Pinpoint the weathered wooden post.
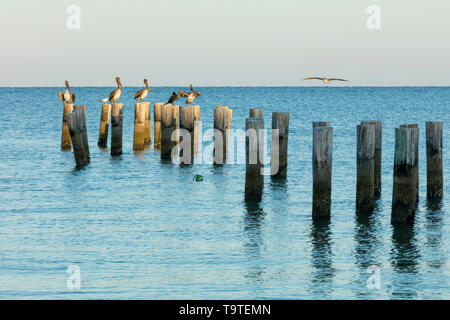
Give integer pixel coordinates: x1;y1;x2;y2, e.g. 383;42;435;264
111;102;123;156
133;103;146;151
214;106;227;164
400;124;419;201
66;109;88;167
161;104;177;160
143;101;151;148
392;126;419;223
250;108;263;119
245;118;264;200
312;121;331;128
97;104;111;148
312;126;333;217
61;103;74;151
193;105;200;155
356;123;375;213
154;102;163;149
271;112;290;177
426;122;443;199
74;105;90;163
179;106;195;164
362;121;382;197
173;105;180;144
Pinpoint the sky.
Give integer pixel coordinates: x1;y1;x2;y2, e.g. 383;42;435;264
0;0;449;86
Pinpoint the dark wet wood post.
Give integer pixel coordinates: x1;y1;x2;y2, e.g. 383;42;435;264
97;103;111;148
154;102;163;149
312;126;333;217
356;123;375;213
133;103;146;151
74;105;90;163
61;103;74;151
214;106;229;164
271;112;290;177
66;109;88;167
250;108;263;119
312;121;331;128
245;118;264;200
362;121;382;197
400;124;419;202
193;105;200;155
173;105;180;144
179;106;195;164
110;102;123;156
161;104;177;160
143;101;151;148
392;126;419;223
426;122;443;198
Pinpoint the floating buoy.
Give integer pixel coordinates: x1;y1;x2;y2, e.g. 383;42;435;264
193;174;203;182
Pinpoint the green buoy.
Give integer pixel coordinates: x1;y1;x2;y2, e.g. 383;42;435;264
193;174;203;182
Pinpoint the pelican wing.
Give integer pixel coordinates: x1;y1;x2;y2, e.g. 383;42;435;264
57;90;64;103
109;88;118;102
177;90;189;98
304;77;324;81
71;92;76;103
328;78;348;82
135;88;145;100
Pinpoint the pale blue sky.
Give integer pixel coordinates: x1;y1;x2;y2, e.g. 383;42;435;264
0;0;449;86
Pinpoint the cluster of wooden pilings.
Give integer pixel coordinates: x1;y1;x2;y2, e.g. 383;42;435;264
61;102;444;224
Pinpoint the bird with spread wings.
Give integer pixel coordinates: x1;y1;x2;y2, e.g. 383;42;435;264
304;77;349;84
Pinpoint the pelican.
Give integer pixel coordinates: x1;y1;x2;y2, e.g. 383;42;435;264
109;77;123;103
186;84;200;104
57;80;76;103
304;77;349;84
134;78;150;102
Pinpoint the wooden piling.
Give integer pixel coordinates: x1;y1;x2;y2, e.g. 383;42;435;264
249;108;263;119
173;105;180;144
362;121;382;197
312;126;333;217
271;112;290;177
392;126;419;223
426;122;443;199
111;102;123;156
74;105;90;163
133;103;146;151
61;103;74;151
154;102;163;149
214;106;229;164
245;118;264;200
312;122;331;128
161;104;177;160
97;104;111;148
356;123;375;213
143;101;151;148
400;124;419;201
66;109;88;167
193;105;200;154
179;106;195;164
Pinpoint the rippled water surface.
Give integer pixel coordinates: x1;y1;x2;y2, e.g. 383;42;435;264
0;87;448;299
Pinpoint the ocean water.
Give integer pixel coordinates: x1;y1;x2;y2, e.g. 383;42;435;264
0;86;448;299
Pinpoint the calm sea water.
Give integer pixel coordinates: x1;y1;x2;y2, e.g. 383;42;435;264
0;87;448;299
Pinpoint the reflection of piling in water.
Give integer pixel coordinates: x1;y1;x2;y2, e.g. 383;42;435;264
179;106;194;164
312;125;333;217
110;103;123;156
426;122;443;199
400;124;419;202
66;109;88;166
153;102;163;149
245;118;264;200
161;104;177;160
133;103;146;151
97;103;111;148
271;112;289;177
74;105;90;163
356;123;375;213
392;126;419;223
61;103;74;151
143;101;151;148
214;106;232;164
362;121;382;198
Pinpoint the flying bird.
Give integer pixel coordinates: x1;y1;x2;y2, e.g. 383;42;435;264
304;77;349;84
57;80;76;104
134;78;150;102
109;77;123;103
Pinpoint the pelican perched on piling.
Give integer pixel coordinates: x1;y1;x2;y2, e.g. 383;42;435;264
57;80;76;104
109;77;123;103
186;84;200;104
304;77;349;84
134;78;150;102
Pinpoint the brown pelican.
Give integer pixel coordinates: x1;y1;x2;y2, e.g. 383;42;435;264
134;78;150;102
57;80;76;103
186;84;200;104
304;77;349;84
109;77;123;103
